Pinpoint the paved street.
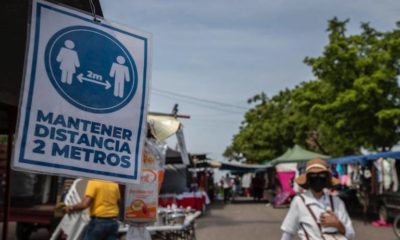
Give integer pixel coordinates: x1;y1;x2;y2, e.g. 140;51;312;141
0;198;397;239
196;199;398;240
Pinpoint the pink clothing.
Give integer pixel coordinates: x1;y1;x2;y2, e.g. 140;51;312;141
340;175;350;186
276;171;296;195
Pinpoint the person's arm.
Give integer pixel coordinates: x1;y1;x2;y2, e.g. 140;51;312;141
109;63;116;77
320;197;355;239
65;196;92;214
281;231;295;240
281;196;300;238
337;199;355;240
320;210;346;234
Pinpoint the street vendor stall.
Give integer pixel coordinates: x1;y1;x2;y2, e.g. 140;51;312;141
263;145;330;207
159;150;214;211
118;209;201;240
328;150;400;223
158;192;210;212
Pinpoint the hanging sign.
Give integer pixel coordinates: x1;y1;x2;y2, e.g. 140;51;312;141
12;0;152;184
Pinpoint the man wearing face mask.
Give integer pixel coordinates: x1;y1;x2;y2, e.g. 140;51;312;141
280;159;355;240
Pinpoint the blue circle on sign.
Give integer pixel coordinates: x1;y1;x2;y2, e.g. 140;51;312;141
45;26;138;113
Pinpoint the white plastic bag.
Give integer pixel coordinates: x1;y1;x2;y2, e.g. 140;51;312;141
126;225;151;240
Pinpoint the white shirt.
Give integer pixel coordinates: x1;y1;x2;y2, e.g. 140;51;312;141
241;173;252;188
281;191;355;240
223;177;231;189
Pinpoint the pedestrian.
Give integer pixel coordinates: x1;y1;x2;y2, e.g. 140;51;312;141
234;176;242;198
223;173;232;203
217;179;224;200
241;173;252;197
65;179;121;240
280;159;355;240
252;174;265;201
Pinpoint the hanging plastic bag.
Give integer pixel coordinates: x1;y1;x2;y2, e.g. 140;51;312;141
124;139;166;223
126;225;151;240
146;138;167;191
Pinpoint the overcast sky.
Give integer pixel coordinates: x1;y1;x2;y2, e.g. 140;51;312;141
99;0;400;162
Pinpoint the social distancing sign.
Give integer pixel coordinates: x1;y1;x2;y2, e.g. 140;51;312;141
12;0;152;184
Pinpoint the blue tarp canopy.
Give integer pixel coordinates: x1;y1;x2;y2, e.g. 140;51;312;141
328;155;368;165
218;161;272;172
328;151;400;165
365;151;400;160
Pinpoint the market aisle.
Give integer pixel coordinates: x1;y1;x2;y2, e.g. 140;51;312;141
196;200;283;240
1;200;398;239
196;199;398;240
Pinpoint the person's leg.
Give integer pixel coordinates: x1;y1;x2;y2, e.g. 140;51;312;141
84;219;118;240
61;71;67;83
66;71;73;84
114;81;120;97
105;220;119;240
223;188;228;203
83;219;99;240
119;80;124;98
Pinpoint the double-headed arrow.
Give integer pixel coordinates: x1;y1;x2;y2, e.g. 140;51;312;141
77;73;111;90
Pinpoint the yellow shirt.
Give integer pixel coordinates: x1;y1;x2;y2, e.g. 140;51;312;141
85;179;120;217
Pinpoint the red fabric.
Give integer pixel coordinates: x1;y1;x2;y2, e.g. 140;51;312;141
177;196;205;211
159;194;206;211
158;196;175;207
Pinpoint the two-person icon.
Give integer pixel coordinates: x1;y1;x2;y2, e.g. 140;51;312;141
56;40;130;98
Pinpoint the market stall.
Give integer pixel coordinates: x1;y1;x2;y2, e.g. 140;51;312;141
158;192;210;212
263;145;330;207
328;150;400;224
118;210;201;240
159;150;214;211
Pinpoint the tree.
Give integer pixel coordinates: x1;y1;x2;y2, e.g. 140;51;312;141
225;18;400;163
224;89;304;163
305;18;400;153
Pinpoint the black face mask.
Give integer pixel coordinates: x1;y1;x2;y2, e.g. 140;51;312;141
308;173;328;193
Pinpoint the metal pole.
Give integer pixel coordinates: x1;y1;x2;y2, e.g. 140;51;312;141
2;106;15;240
148;111;191;119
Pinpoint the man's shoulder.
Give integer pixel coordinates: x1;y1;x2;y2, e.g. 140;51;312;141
89;179;118;185
87;180;119;191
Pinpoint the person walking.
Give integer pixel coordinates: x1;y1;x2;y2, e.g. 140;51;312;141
280;159;355;240
252;174;265;201
223;173;232;203
65;179;121;240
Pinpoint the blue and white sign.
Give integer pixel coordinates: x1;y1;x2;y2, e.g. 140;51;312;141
45;26;138;113
12;0;152;184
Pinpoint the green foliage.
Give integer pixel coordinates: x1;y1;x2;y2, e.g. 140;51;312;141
307;18;400;153
225;17;400;163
